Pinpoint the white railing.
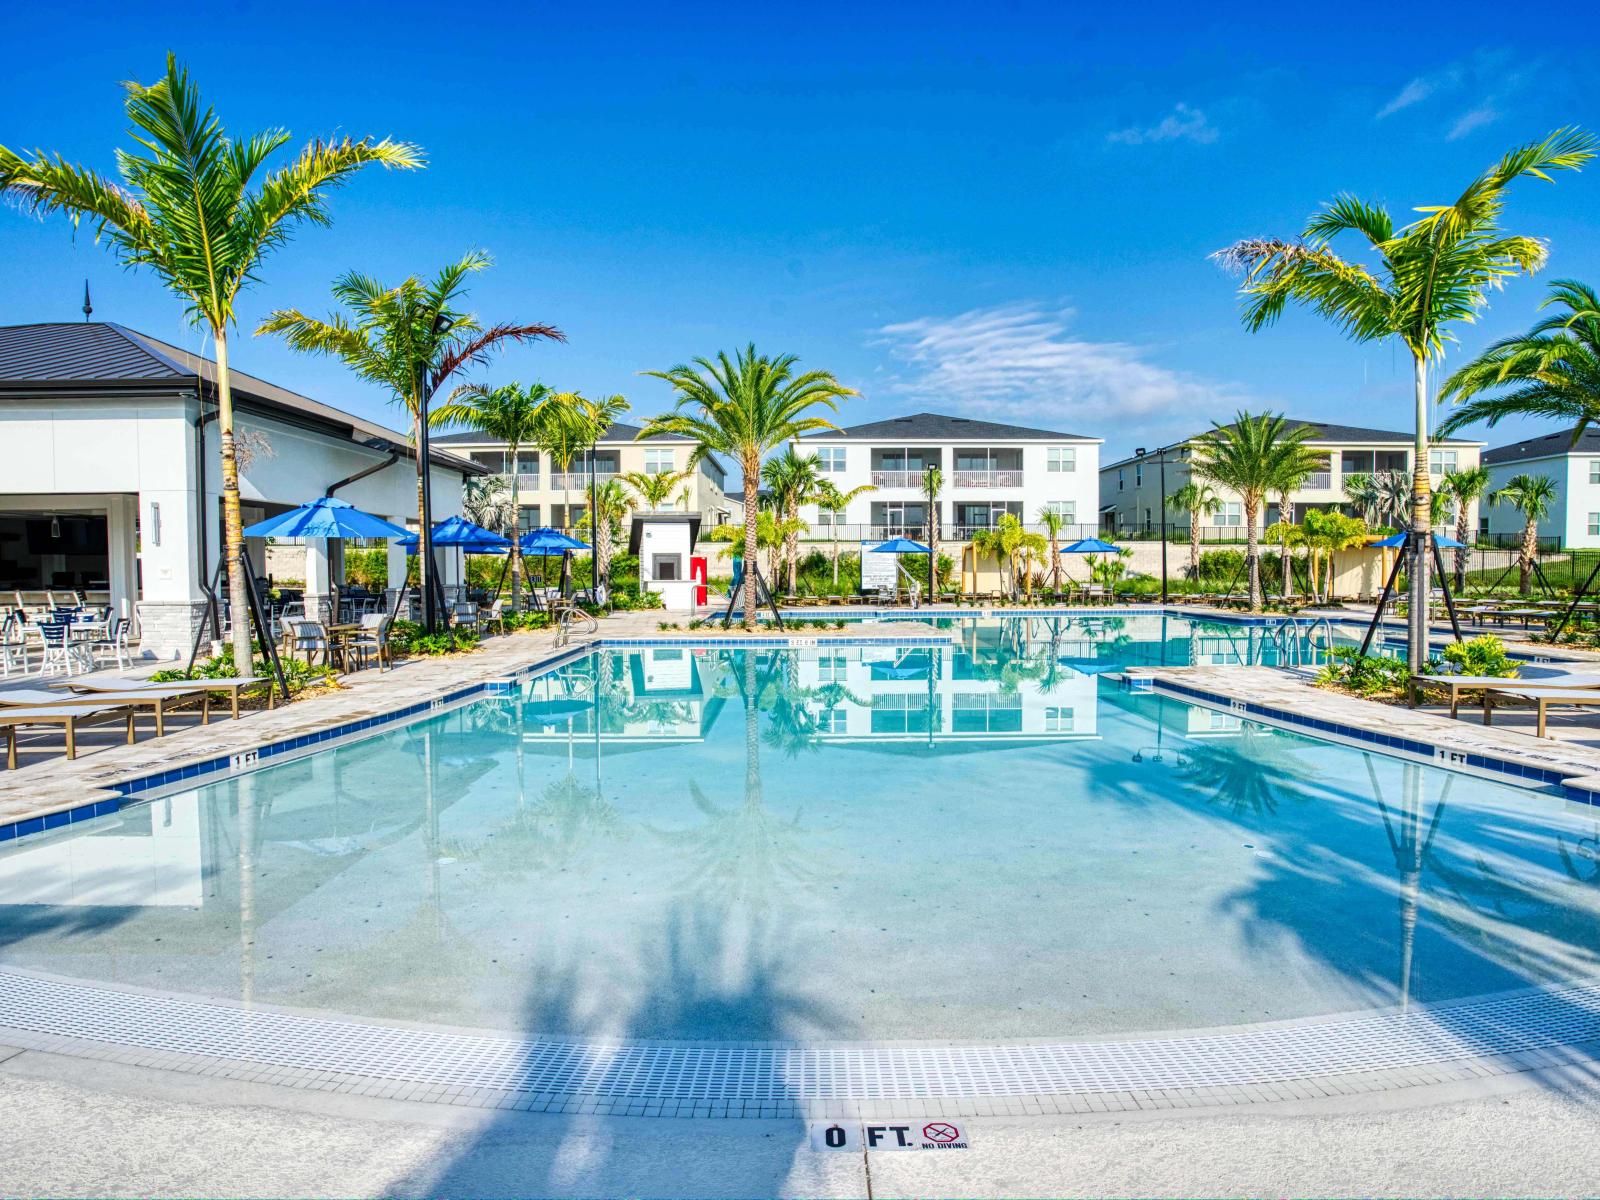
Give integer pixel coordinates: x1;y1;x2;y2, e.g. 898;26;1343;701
952;470;1024;488
870;470;922;488
548;471;618;489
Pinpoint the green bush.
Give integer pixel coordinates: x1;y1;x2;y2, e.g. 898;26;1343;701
388;620;479;657
1316;646;1410;696
1435;635;1519;679
150;644;333;691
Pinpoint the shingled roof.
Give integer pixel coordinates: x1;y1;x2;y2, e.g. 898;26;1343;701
799;412;1098;441
1483;426;1600;466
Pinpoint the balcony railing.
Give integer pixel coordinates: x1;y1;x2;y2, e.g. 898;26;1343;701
869;470;923;488
1303;472;1332;490
548;470;618;489
952;470;1024;488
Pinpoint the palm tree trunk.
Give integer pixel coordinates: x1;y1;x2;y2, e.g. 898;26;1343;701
1454;505;1470;593
1520;519;1536;595
1279;491;1293;601
508;450;523;610
1189;512;1201;583
742;452;760;631
830;516;840;587
1406;354;1432;670
214;330;254;670
1245;494;1262;611
784;499;799;595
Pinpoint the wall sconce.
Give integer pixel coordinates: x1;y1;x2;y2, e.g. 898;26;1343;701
150;502;162;548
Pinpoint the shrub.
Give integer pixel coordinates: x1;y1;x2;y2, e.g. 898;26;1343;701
1316;646;1410;697
387;620;479;657
1435;635;1518;679
151;644;333;692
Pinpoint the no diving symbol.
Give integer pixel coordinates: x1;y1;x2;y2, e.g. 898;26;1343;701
923;1122;959;1144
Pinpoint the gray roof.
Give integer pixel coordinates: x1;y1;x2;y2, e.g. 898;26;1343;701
800;412;1097;442
1483;426;1600;466
431;420;691;445
0;322;483;474
1102;416;1481;471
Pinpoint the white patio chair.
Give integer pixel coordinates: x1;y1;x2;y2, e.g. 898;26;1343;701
1;614;31;678
36;621;76;677
287;619;330;666
88;617;133;670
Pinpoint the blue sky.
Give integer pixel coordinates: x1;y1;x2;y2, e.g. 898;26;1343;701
2;1;1597;469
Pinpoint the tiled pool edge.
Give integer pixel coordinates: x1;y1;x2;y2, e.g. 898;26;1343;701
1140;671;1600;807
0;631;956;844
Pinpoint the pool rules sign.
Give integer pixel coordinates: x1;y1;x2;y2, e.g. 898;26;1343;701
809;1120;973;1152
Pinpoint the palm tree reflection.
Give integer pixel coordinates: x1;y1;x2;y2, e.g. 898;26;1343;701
1178;723;1313;817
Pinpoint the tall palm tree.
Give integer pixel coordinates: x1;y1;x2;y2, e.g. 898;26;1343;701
1170;481;1222;583
1214;128;1595;664
1439;280;1600;437
578;480;636;587
1267;445;1323;598
430;382;552;609
1438;466;1492;591
1191;412;1319;611
259;253;562;631
0;55;423;665
623;467;692;511
922;466;945;594
1489;473;1557;595
1037;504;1066;591
762;448;822;595
814;479;875;587
640;346;855;629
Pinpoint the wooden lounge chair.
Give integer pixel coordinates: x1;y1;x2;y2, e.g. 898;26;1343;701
0;702;139;768
1483;686;1600;738
55;675;274;718
1408;671;1600;719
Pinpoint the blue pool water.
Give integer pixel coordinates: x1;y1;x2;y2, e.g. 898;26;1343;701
0;614;1596;1043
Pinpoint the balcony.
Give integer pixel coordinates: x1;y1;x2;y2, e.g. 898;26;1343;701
952;470;1024;488
1303;472;1332;491
870;470;922;489
548;470;618;489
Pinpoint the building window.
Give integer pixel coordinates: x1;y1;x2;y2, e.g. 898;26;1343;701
1043;501;1076;523
817;707;847;734
815;447;846;473
1217;501;1243;528
644;448;674;475
517;505;541;532
1135;464;1143;487
1589;513;1600;538
514;451;538;476
1044;706;1076;733
1589;460;1600;485
1117;468;1125;492
1429;449;1458;475
469;450;506;473
1047;447;1076;473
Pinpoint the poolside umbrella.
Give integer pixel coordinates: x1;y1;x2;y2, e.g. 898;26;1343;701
1058;537;1122;595
398;516;511;553
1369;532;1464;549
242;496;409;540
870;536;933;600
519;528;591;597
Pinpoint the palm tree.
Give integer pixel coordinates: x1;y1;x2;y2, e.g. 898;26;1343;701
922;466;945;594
1489;473;1557;594
1037;504;1066;590
1438;466;1492;591
1267;445;1323;598
970;513;1029;598
1169;481;1222;583
1214;128;1596;664
461;474;514;534
761;448;822;595
1439;280;1600;437
623;467;692;511
259;253;561;630
640;346;855;629
430;382;552;610
1342;472;1381;524
578;480;636;587
814;479;875;587
0;55;423;665
1191;412;1319;611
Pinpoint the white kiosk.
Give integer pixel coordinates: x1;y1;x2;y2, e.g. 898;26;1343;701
630;513;702;610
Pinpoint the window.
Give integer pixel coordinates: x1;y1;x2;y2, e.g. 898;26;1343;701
1044;706;1076;733
1429;448;1458;475
1135;464;1143;487
1047;447;1076;473
1043;501;1076;523
1217;502;1243;528
1589;513;1600;538
469;450;506;473
1590;460;1600;485
1117;468;1125;492
815;447;846;472
517;505;541;532
817;655;848;683
643;448;674;475
514;451;538;476
1208;711;1242;731
817;707;847;734
816;511;835;528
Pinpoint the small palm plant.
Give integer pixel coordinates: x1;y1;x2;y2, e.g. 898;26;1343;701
922;466;945;593
814;479;875;587
1037;505;1066;591
0;55;423;664
761;448;823;595
640;346;854;629
1438;466;1492;591
1490;473;1558;594
1191;412;1318;611
623;467;692;511
1170;481;1223;583
1214;128;1595;661
577;480;636;586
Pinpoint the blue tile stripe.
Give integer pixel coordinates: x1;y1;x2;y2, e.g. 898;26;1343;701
1148;677;1587;799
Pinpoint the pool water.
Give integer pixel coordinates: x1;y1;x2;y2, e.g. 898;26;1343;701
1;614;1597;1044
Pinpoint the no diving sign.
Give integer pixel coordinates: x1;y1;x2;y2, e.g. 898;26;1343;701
809;1120;973;1152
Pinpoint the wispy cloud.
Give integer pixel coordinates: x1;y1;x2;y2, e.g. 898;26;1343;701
1107;102;1218;147
1376;77;1437;119
872;303;1234;436
1447;104;1501;141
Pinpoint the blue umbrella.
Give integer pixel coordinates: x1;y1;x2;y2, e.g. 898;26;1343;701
519;527;590;555
870;536;932;554
398;516;511;554
242;496;409;540
1060;537;1121;554
1370;532;1465;548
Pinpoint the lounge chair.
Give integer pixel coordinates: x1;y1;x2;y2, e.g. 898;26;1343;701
1408;669;1600;719
44;676;272;729
1483;686;1600;738
0;701;140;768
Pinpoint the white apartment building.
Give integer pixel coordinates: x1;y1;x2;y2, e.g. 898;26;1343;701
1099;419;1485;535
0;322;478;656
1482;427;1600;548
431;422;733;533
791;412;1102;542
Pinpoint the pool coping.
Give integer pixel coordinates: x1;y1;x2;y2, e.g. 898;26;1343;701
0;628;957;844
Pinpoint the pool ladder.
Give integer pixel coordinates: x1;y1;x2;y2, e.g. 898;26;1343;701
1269;617;1336;668
552;604;599;648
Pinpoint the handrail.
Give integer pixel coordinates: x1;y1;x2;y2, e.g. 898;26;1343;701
552;603;599;648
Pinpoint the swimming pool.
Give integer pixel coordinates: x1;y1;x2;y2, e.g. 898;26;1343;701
0;614;1596;1052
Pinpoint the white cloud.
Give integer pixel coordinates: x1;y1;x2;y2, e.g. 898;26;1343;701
872;303;1233;436
1377;77;1436;118
1107;102;1218;146
1447;104;1501;140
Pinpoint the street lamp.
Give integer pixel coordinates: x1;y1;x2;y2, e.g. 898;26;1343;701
1136;445;1170;604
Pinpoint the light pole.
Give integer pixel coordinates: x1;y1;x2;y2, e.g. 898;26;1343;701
1136;445;1171;604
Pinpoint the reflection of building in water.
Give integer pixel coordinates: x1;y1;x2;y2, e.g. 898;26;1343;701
1182;707;1246;737
794;645;1102;743
520;648;726;746
0;792;204;906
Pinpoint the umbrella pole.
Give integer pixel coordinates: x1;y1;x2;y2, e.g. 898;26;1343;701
1430;538;1462;644
240;550;291;702
1359;544;1408;657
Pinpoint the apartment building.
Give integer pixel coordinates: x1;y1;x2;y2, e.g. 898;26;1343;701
791;412;1102;541
1098;420;1485;535
1482;426;1600;548
430;422;733;532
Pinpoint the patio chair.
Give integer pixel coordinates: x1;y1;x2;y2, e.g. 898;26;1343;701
86;616;132;670
0;701;141;768
288;619;331;666
451;600;479;628
1;613;30;678
347;612;392;672
478;598;506;636
35;621;78;677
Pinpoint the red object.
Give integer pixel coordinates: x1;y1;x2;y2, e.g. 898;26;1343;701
690;556;708;606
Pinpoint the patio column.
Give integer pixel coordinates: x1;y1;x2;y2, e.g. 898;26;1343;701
386;539;409;591
305;541;332;624
134;484;206;659
105;494;139;624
